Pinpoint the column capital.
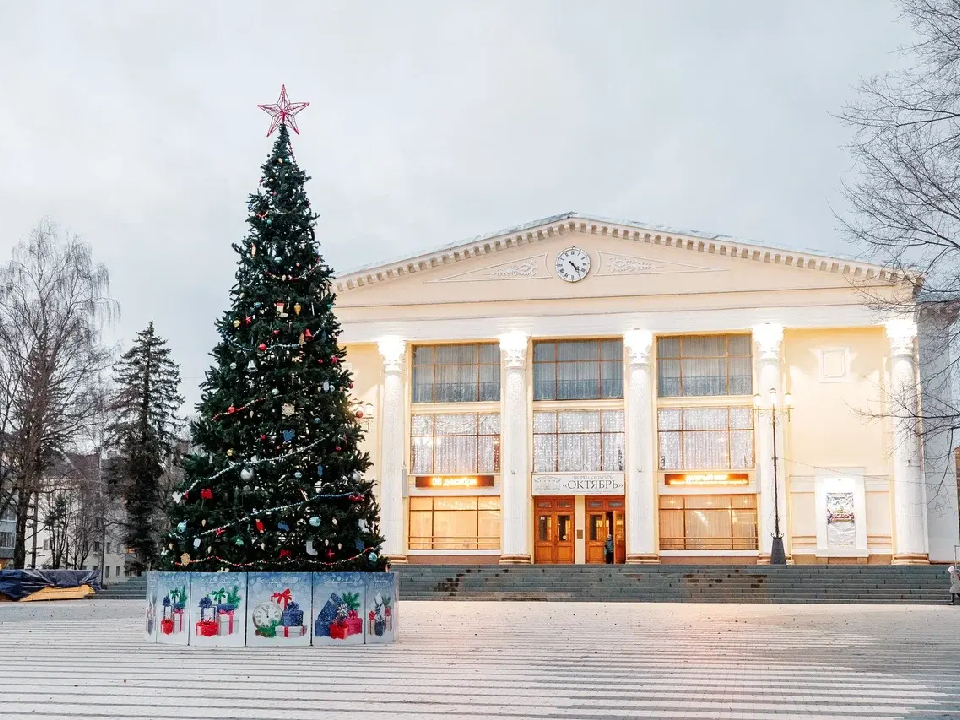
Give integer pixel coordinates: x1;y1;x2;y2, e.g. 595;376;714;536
377;336;406;373
885;318;918;358
752;322;784;361
624;329;653;367
499;331;529;369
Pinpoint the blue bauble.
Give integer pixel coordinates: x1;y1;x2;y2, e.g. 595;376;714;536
294;471;302;479
265;218;272;226
368;552;378;563
309;516;321;527
177;521;186;533
274;256;283;263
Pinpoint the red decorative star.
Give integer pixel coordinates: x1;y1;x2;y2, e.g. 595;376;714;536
258;84;309;137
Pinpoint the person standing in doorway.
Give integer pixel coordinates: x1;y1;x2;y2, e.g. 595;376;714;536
604;534;614;564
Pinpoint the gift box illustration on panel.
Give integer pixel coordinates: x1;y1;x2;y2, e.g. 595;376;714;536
364;572;398;644
161;585;187;636
312;572;366;645
368;593;392;637
189;572;246;647
247;573;311;645
252;588;306;638
314;591;362;639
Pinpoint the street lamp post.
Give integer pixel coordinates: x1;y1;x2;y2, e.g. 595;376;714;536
754;388;792;566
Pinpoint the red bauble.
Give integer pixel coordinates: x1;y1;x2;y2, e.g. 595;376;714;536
273;330;279;336
258;343;267;351
227;405;236;414
200;488;213;500
356;410;364;419
335;446;341;452
245;316;251;324
279;549;291;558
330;356;339;364
260;434;267;441
304;329;312;339
255;519;265;533
349;382;354;389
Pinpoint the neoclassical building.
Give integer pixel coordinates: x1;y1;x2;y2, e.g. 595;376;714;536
334;213;959;565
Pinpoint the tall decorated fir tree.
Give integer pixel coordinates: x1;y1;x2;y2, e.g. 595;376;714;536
161;89;386;572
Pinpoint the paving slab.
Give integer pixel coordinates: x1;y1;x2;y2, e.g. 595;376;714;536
1;600;959;719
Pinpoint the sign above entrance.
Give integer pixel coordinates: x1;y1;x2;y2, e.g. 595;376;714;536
414;475;495;489
532;473;624;496
664;473;750;487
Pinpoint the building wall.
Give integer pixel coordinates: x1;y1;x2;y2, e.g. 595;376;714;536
783;328;894;562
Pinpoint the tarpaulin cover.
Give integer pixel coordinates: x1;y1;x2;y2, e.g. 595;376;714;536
0;569;102;600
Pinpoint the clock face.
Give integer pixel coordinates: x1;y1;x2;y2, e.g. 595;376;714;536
253;601;282;628
555;247;591;282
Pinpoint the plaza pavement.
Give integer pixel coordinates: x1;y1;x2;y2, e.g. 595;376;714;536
0;600;959;719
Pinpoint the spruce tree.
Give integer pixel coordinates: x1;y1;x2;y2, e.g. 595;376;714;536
109;322;183;571
160;124;386;572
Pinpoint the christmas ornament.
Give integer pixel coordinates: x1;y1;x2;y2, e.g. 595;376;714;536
261;542;266;550
227;449;234;457
275;301;285;315
247;360;256;371
201;519;207;527
271;388;279;395
309;516;321;527
355;539;365;551
177;521;187;533
235;537;244;546
335;446;341;452
227;405;236;414
230;362;237;370
337;543;342;550
181;553;191;566
282;403;294;416
317;465;323;476
368;552;378;563
255;519;265;533
323;381;330;392
233;320;240;328
279;549;291;558
200;488;213;500
358;519;369;532
193;538;201;548
277;522;289;532
251;243;256;257
240;468;254;481
258;84;309;136
283;429;294;442
258;343;267;351
332;517;338;526
294;471;302;479
331;356;339;364
306;538;318;555
293;302;301;315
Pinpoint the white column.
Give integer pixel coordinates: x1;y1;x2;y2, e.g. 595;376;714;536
753;323;786;563
624;330;659;564
499;331;531;564
886;319;930;564
377;336;407;562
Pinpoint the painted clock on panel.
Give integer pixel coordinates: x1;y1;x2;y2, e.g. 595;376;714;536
555;246;591;282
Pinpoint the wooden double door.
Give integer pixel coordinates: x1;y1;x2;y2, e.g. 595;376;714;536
534;496;575;564
585;496;626;564
533;495;627;564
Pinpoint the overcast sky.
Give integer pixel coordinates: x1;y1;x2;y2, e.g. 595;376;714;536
0;1;914;409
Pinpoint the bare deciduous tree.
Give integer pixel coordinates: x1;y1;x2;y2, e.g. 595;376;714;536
839;0;960;504
0;219;117;568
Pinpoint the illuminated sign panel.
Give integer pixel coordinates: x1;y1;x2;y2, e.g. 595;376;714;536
414;475;495;489
664;473;750;487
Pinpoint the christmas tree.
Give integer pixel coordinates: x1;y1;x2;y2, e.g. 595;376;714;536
161;102;386;572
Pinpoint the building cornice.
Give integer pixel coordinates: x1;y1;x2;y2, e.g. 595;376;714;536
333;212;909;293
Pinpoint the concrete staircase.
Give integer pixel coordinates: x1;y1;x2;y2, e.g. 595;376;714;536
95;565;952;604
96;576;147;599
396;565;952;604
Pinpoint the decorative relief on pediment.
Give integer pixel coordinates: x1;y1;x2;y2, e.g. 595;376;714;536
596;252;725;276
431;253;551;283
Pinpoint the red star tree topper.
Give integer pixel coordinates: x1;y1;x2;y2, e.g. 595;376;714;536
258;85;309;136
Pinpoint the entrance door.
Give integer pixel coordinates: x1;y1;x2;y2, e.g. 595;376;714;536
586;497;627;564
534;496;574;564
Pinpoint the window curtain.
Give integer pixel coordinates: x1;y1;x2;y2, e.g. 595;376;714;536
411;413;500;475
656;334;753;398
533;339;623;400
533;410;624;472
412;343;500;403
657;407;753;470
